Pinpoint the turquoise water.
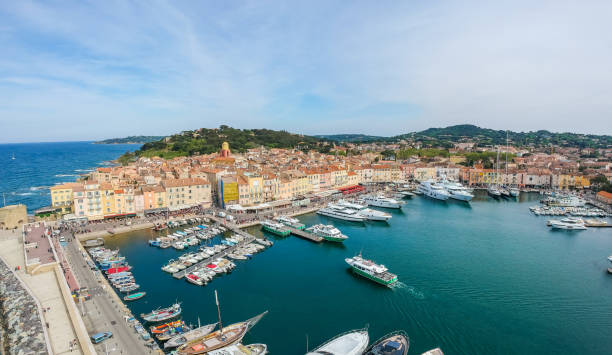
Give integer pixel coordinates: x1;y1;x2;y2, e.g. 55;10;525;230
104;193;612;355
0;142;138;212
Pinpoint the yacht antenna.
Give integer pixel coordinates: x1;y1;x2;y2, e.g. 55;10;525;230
215;290;223;336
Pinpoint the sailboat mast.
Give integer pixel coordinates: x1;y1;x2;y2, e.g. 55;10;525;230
215;290;223;335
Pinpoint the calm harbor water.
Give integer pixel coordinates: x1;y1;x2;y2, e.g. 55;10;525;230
0;142;139;212
105;192;612;355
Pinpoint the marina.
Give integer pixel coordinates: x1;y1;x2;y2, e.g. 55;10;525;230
96;191;612;354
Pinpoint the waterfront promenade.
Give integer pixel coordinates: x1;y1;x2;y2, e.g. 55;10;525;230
62;231;156;355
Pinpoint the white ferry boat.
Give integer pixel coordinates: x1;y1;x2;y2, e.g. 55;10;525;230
345;254;398;286
336;200;392;221
360;195;402;209
306;328;369;355
416;180;450;201
305;224;348;242
317;204;367;222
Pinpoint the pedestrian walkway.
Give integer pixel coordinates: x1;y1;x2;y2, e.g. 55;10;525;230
52;237;80;292
0;236;83;355
24;222;55;265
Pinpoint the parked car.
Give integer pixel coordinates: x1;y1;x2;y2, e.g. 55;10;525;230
90;331;113;344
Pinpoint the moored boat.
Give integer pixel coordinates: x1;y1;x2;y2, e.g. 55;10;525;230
306;224;348;242
306;328;369;355
317;204;367;222
150;320;184;334
275;215;306;230
164;322;217;349
260;220;291;237
141;303;182;323
365;330;409;355
207;343;268;355
177;291;267;354
123;292;146;301
360;195;402;209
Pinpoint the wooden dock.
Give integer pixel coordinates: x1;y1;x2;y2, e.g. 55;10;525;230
286;227;323;243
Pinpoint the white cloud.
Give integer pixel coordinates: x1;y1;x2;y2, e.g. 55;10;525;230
0;0;610;142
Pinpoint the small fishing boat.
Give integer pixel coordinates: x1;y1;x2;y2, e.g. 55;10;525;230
119;284;140;293
124;292;146;301
141;303;181;323
150;320;184;334
365;330;409;355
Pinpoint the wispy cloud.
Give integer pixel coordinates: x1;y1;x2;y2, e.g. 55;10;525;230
0;0;611;142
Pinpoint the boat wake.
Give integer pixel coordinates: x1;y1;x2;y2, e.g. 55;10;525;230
392;282;425;299
29;185;50;191
54;174;78;177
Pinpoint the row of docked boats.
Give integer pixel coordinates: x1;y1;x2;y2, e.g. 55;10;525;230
149;224;227;250
530;205;609;217
162;244;233;273
140;292;268;354
88;247;147;300
185;258;236;286
306;327;442;355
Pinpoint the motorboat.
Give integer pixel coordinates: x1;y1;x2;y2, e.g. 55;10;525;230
207;343;268;355
416;180;450;201
439;180;473;202
317;204;367;222
365;330;409;355
549;217;587;230
306;328;369;355
487;186;502;198
335;200;391;221
360;195;402;209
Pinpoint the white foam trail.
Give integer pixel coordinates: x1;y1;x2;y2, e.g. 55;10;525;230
54;174;78;177
392;282;426;299
29;186;50;191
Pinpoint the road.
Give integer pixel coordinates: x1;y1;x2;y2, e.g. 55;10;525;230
62;232;155;355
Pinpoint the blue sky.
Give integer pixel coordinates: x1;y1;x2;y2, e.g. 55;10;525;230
1;0;611;142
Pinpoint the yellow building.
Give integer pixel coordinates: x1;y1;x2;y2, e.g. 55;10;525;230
50;182;81;214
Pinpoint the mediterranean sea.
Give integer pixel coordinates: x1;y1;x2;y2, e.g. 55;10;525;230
104;192;612;355
0;142;139;213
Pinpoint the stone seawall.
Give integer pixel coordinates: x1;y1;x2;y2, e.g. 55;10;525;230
0;259;49;355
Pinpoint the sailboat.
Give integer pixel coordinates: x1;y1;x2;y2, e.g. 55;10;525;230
487;147;502;198
177;290;267;355
11;153;15;160
505;130;520;197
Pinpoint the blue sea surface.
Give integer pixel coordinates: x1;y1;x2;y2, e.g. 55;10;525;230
0;142;138;212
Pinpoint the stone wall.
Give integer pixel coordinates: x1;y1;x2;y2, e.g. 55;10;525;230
0;259;49;355
0;205;27;231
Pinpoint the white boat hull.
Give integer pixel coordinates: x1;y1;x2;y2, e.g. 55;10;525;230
317;210;366;222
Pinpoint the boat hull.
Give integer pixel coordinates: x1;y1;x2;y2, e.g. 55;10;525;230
261;225;290;237
317;210;366;222
350;266;397;286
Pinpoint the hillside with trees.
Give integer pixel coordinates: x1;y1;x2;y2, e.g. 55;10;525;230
95;136;165;144
118;125;328;163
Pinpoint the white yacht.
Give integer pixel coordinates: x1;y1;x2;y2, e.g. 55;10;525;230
360;195;402;209
509;187;520;197
440;180;474;201
416;180;450;201
335;200;392;221
317;204;367;222
306;329;369;355
549;217;587;230
487;185;502;198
